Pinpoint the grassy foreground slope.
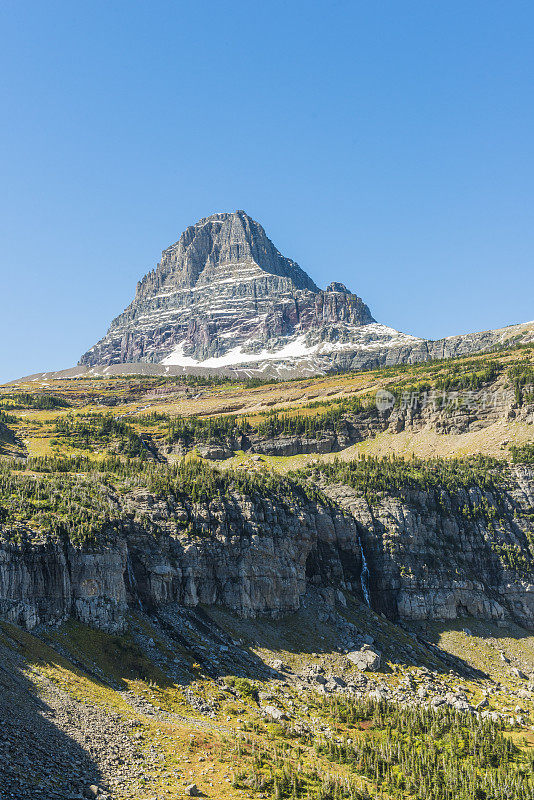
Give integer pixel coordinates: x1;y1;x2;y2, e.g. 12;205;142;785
1;596;533;799
0;345;533;799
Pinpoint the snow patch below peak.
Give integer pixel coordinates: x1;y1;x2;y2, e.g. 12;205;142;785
161;335;316;367
161;323;421;368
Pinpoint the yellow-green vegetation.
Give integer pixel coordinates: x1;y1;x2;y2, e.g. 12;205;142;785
1;342;532;466
298;453;505;499
49;620;172;688
509;361;534;405
0;453;336;544
510;443;534;463
0;343;533;799
1;605;533;800
0;448;525;548
0;349;530;475
0;619;134;715
0;391;70;411
52;413;151;458
231;702;534;800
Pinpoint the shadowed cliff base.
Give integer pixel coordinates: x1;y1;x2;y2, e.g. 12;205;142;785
0;627;104;799
1;592;533;799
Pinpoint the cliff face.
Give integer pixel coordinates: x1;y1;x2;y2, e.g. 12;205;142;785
1;467;532;632
0;492;363;631
77;209;534;379
80;211;376;368
0;540;128;631
164;379;534;461
326;467;534;629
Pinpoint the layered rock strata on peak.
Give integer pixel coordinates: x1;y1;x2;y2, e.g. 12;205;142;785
80;210;379;370
79;210;534;377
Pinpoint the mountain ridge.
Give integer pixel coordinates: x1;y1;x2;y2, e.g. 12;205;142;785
9;318;532;384
79;210;387;371
72;209;533;377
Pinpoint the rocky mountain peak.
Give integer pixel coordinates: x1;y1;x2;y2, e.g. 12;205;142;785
135;210;319;298
80;211;380;371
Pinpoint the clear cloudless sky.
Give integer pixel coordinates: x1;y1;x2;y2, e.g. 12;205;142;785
1;0;533;382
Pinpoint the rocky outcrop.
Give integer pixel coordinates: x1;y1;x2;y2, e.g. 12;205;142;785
347;646;382;671
325;466;534;629
124;491;364;619
80;211;376;369
77;209;534;379
0;539;128;631
0;493;364;631
0;468;532;632
161;384;531;461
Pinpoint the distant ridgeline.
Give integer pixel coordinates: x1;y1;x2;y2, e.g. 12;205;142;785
76;210;534;379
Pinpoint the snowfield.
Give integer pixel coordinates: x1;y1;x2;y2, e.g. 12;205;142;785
161;324;422;368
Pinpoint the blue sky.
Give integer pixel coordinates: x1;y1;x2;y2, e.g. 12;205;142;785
1;1;533;382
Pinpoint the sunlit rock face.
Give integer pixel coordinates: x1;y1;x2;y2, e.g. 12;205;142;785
1;467;532;631
79;210;534;377
79;210;402;374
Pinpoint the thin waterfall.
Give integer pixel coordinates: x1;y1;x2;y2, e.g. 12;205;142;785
126;551;143;609
358;536;371;606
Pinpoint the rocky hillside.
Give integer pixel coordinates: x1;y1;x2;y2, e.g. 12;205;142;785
1;457;532;633
2;586;534;800
3;346;531;636
1;451;533;800
1;350;534;799
76;210;534;379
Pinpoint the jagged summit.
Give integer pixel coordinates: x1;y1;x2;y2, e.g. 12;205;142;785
78;211;534;378
135;210;320;296
80;211;380;372
326;282;352;294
